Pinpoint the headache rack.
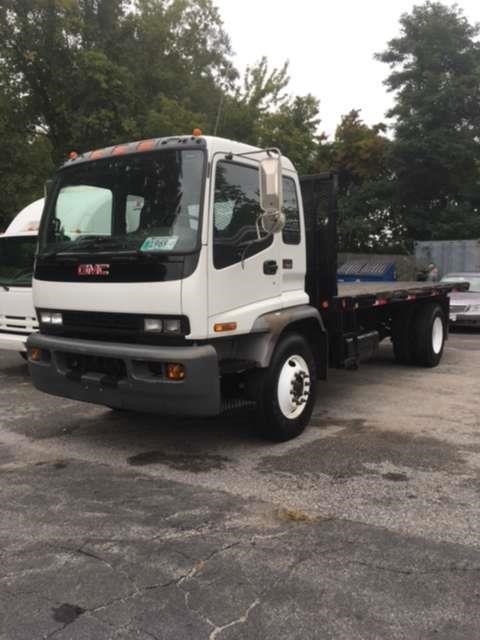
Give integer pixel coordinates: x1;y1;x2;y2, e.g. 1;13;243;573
299;172;469;312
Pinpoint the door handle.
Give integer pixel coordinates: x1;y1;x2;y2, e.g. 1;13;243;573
263;260;278;275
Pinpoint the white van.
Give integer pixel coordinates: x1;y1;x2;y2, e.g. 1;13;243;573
0;199;44;354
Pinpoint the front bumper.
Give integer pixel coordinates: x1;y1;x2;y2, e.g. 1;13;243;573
0;331;30;352
449;313;480;328
27;334;220;416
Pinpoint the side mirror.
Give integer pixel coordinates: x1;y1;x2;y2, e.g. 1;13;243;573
260;210;285;235
259;153;284;233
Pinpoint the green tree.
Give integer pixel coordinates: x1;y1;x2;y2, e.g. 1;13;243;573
0;0;236;156
257;94;324;175
218;57;290;144
377;1;480;240
0;0;137;161
333;110;389;185
328;110;398;251
0;78;52;229
125;0;237;137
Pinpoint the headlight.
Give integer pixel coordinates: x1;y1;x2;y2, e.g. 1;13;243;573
143;317;184;334
144;318;163;332
40;311;63;325
164;319;181;333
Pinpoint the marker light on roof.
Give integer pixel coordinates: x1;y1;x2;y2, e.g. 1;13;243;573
137;139;156;152
90;149;104;160
192;128;203;137
69;151;78;160
112;145;129;155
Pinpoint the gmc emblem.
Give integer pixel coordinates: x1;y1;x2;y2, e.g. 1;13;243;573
77;263;110;276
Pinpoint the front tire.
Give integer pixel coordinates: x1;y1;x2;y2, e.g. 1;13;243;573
254;333;317;442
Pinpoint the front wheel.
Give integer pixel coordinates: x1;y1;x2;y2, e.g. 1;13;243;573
253;333;317;442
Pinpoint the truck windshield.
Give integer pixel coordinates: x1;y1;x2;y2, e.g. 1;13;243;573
0;235;37;287
39;149;204;256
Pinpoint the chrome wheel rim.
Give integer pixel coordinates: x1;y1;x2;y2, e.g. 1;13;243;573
277;354;311;419
432;316;444;354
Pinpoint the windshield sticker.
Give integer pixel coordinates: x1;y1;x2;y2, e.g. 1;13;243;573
140;236;179;252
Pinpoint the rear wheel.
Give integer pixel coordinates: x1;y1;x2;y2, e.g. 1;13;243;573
412;303;446;367
253;333;317;442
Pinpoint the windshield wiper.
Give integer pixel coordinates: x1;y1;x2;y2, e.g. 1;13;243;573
42;236;132;258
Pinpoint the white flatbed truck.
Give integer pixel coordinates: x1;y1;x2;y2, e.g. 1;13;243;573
27;135;464;440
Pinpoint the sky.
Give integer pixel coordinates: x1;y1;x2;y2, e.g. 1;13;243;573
214;0;480;139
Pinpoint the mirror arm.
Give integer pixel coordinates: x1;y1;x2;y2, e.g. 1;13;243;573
240;228;274;270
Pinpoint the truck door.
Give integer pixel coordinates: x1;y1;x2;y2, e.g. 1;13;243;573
208;158;281;331
278;175;308;308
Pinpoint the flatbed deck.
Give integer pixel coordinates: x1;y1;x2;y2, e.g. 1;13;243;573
325;280;469;312
337;281;449;297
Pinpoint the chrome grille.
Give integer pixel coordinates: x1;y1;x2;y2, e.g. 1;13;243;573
450;305;469;313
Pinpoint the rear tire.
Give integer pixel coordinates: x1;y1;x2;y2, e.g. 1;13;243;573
412;303;446;367
253;333;317;442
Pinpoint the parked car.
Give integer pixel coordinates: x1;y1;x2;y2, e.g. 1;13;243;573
440;272;480;328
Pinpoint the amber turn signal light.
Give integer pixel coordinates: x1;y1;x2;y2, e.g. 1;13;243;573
29;347;43;362
214;322;237;333
166;363;186;380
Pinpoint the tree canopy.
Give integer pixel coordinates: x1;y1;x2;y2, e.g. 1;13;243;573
0;0;479;249
376;1;480;241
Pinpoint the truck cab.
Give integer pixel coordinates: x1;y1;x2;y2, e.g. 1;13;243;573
0;199;43;354
28;135;324;438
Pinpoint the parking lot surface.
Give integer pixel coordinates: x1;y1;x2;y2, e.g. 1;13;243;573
1;332;480;639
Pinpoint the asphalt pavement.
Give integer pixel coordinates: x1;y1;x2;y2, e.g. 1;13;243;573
1;331;480;639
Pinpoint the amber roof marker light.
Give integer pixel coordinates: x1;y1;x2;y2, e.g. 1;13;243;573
69;151;78;161
136;139;156;152
192;128;203;137
112;144;129;156
90;149;105;160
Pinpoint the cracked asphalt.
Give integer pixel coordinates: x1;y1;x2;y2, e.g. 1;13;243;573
1;331;480;639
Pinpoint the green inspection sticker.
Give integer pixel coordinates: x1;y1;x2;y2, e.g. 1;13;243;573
140;236;179;252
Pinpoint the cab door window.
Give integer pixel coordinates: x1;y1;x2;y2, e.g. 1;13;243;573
213;161;273;269
282;177;301;244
